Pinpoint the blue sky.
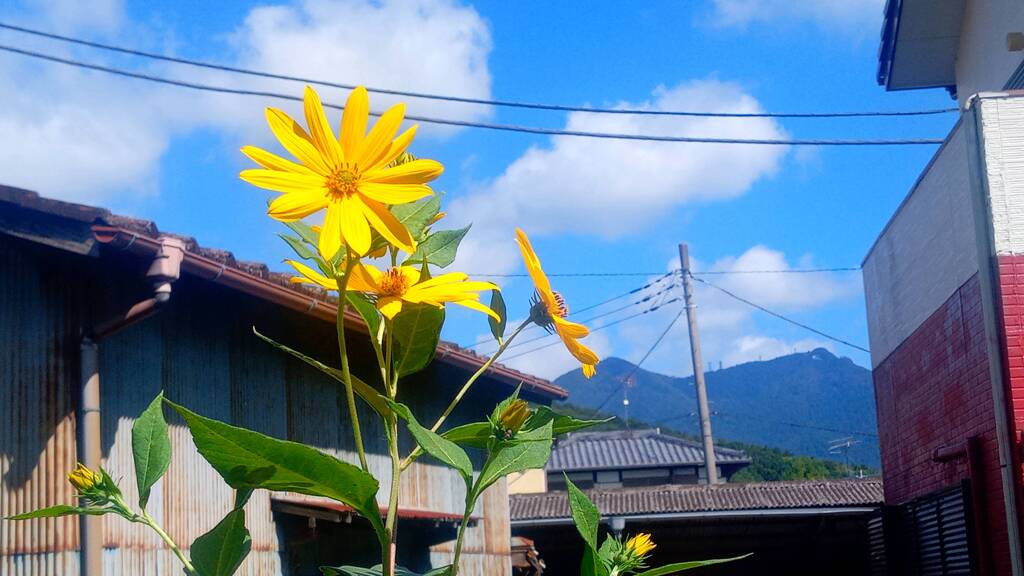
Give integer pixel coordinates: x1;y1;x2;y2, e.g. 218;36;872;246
1;0;956;380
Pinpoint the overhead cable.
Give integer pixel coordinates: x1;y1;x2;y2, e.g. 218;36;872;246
0;45;947;146
0;21;959;119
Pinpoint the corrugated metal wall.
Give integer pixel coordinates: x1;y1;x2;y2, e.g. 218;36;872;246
1;235;513;575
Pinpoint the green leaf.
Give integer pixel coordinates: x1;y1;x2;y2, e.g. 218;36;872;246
404;226;470;268
566;477;600;551
581;546;610;576
390;196;441;241
191;508;252;576
346;292;382;343
6;505;110;520
472;421;553;500
524;406;611;437
387;400;473;480
391;304;444;378
165;399;385;543
283;220;319;246
321;565;442;576
442;422;492;449
279;233;317;261
253;328;391;418
633;556;751;576
487;290;506;342
132;391;172;510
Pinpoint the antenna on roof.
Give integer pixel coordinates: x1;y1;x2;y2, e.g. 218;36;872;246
828;436;861;477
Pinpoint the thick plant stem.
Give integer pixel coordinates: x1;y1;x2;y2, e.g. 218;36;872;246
140;512;198;575
336;254;369;471
383;414;402;576
449;506;474;576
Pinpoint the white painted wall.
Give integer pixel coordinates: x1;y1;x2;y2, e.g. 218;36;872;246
978;94;1024;255
956;0;1024;104
862;121;978;367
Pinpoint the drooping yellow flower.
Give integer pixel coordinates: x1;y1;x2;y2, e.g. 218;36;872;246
497;399;532;436
286;260;500;321
624;533;656;558
515;228;599;378
240;85;443;259
68;463;102;492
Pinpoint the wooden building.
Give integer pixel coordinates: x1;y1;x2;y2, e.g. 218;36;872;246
0;185;567;575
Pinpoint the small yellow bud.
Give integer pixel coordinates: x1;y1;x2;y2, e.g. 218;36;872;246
427;211;446;226
624;533;656;558
498;400;532;436
68;463;102;492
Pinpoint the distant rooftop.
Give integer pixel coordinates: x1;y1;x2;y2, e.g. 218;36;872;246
510;479;884;522
546;428;750;472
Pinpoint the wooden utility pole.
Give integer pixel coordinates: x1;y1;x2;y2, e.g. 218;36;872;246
679;243;719;484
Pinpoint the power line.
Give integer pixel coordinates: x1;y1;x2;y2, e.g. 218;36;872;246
0;21;960;120
691;274;870;353
471;267;860;278
656;412;878;440
693;267;861;276
0;44;948;147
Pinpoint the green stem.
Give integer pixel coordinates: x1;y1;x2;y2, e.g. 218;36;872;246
399;319;532;472
139;512;198;576
449;505;474;576
336;254;369;472
383;414;402;576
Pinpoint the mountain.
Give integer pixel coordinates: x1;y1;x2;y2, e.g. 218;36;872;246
553;348;880;467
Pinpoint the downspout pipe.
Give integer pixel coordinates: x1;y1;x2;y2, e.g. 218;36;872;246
78;236;184;576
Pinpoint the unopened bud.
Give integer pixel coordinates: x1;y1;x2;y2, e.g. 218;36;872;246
498;400;532;437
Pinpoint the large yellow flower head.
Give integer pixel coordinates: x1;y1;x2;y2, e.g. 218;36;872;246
515;228;599;378
286;259;500;321
240;86;443;259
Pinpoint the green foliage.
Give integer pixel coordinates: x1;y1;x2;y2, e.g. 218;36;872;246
633;557;752;576
6;505;111;520
388;400;473;481
322;565;450;576
487;289;506;342
132;391;171;509
164;399;386;544
471;421;553;501
191;508;252;576
404;225;470;268
391;303;444;378
390;196;442;241
347;292;383;345
279;233;318;261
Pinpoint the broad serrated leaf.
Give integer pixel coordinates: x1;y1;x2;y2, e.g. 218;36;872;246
487;290;506;342
391;303;444;378
132;392;172;510
253;329;391;418
566;477;600;550
390;196;441;241
191;508;252;576
403;226;469;268
6;505;111;520
279;233;318;261
165;399;385;543
472;421;552;500
523;406;611;437
387;400;473;480
346;292;382;343
634;555;751;576
442;422;492;449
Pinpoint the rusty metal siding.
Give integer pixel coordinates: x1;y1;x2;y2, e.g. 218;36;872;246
0;237;81;574
2;240;514;575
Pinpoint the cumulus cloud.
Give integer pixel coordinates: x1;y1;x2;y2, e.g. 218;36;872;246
0;0;493;203
450;79;788;275
708;0;885;33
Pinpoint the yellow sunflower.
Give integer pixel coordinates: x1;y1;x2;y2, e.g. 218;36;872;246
286;260;499;321
624;533;656;558
240;85;443;259
515;228;599;378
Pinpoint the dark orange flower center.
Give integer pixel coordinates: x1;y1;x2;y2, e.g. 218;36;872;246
325;167;359;201
379;268;411;297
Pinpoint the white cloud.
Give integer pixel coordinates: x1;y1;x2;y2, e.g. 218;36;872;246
709;0;885;33
0;0;493;204
451;79;788;275
722;335;833;366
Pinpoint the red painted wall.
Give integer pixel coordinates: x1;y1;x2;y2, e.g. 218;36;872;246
873;274;1011;574
1000;256;1024;494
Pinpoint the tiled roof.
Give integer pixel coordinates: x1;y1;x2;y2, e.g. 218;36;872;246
0;184;566;399
510;479;884;521
547;429;749;472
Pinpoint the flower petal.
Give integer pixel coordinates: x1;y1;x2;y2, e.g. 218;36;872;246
339;197;372;255
561;334;600;365
340;86;369;160
265;107;331;175
303;86;343;167
358;183;435;205
319;203;344;260
414;272;471;289
357;197;416;253
267;191;328;221
582;364;597;379
362;159;444;185
515;228;553;296
375;125;417;168
349;263;381;292
286;260;337;290
553;316;590;338
241;169;325;194
451;298;502;321
240;146;317;175
378;297;404;319
358;102;405;169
